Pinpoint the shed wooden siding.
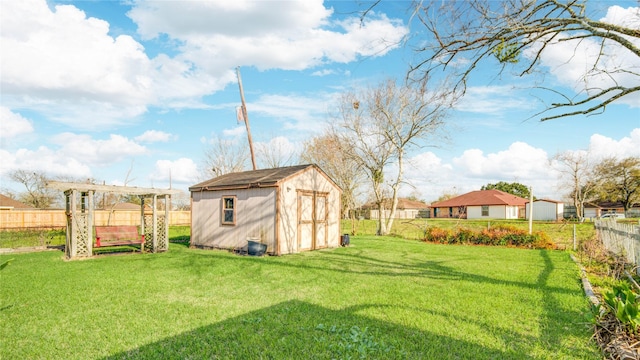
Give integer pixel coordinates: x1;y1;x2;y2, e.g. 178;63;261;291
191;187;277;252
526;201;564;221
277;166;341;255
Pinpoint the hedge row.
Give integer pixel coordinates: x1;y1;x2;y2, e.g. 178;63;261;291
423;225;555;249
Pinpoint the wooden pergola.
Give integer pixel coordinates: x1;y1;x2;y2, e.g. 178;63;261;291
47;181;181;260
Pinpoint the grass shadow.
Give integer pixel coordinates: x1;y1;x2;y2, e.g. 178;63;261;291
102;300;535;360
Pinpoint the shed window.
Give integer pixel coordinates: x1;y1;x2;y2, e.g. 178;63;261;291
481;205;489;216
222;196;236;225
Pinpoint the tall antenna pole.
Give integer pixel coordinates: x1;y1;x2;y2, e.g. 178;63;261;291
236;66;257;170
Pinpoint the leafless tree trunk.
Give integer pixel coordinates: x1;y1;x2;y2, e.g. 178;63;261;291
552;151;599;221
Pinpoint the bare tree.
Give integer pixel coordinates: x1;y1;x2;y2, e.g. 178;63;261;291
409;0;640;121
255;136;299;169
301;132;364;220
332;90;395;235
201;134;249;179
552;151;600;220
7;170;57;209
334;78;454;235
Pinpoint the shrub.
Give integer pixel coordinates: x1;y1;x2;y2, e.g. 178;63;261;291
422;225;555;249
603;282;640;333
423;227;453;244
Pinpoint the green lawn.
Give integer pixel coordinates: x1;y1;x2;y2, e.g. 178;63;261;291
1;236;600;359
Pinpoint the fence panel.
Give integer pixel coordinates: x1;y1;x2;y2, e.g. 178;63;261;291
0;210;191;229
595;220;640;272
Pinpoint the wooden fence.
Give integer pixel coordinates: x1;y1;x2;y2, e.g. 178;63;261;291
0;210;191;229
595;220;640;272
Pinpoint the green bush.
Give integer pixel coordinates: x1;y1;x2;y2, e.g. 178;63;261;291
423;225;556;249
603;282;640;333
423;227;453;244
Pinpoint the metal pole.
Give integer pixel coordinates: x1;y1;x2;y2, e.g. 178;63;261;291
528;186;533;235
236;66;257;170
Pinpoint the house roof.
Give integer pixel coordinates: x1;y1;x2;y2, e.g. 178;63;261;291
189;164;337;192
0;194;34;209
431;189;528;207
585;201;638;209
529;198;563;204
361;198;430;210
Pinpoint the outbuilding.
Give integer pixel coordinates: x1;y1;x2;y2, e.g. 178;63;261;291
525;199;564;221
189;164;342;255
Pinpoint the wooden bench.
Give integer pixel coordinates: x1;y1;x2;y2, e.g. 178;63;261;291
95;226;145;252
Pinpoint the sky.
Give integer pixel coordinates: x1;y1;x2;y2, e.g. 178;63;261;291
1;0;639;204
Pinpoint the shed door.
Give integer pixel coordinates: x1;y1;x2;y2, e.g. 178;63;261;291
297;191;329;251
315;194;328;248
298;193;314;251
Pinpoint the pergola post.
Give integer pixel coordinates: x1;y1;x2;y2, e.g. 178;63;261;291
152;194;158;251
65;190;76;259
86;190;94;255
164;194;170;251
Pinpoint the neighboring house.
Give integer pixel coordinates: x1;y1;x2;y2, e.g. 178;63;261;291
430;190;528;220
525;199;564;221
189;164;342;255
0;194;34;210
357;198;430;219
584;201;639;218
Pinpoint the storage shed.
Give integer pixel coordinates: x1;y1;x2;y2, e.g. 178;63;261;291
525;199;564;221
189;164;342;255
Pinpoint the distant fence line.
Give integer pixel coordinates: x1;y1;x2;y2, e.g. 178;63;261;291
0;210;191;229
596;220;640;273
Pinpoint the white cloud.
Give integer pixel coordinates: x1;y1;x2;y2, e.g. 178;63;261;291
222;126;248;138
588;128;640;160
402;142;556;201
150;158;199;184
250;93;337;133
0;0;407;130
1;0;155;128
0;107;33;141
453;142;549;179
135;130;175;143
128;0;408;71
0;147;92;179
402;129;640;202
50;133;147;166
311;69;336;77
